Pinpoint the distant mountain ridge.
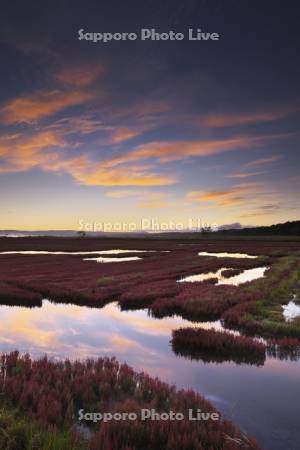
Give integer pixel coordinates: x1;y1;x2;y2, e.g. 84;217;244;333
0;220;299;237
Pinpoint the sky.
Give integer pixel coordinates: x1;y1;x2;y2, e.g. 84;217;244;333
0;0;299;231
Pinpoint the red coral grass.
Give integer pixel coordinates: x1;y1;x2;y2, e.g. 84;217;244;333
171;327;266;366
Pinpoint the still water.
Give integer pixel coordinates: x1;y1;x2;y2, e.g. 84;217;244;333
0;249;151;255
198;251;258;259
179;266;268;285
0;299;299;450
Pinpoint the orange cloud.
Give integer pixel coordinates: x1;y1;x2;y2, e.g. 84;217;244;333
0;90;92;124
110;127;140;143
55;64;105;87
76;166;175;187
104;189;159;198
197;105;300;128
42;155;176;187
187;183;264;207
198;112;283;127
239;204;282;218
105;190;174;204
104;190;140;198
243;154;282;169
0;131;64;172
0;130;175;186
226;154;282;180
239;203;284;218
101;135;274;168
48;116;107;135
138;200;177;209
0;128;277;187
226;171;266;179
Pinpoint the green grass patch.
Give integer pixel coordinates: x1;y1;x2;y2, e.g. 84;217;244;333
0;402;85;450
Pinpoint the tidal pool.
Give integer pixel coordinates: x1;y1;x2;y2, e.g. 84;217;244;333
0;249;152;255
84;256;142;263
179;266;268;285
0;249;155;263
198;251;258;258
0;299;298;450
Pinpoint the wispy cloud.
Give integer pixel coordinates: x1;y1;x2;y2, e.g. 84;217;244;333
243;154;282;169
187;183;265;207
226;154;282;179
46;159;176;187
105;189;178;208
54;64;105;87
0;131;64;172
0;62;106;125
0;90;92;124
110;127;141;143
226;171;266;179
47;116;108;135
0;130;176;186
77;165;175;186
101;135;275;168
137;200;177;209
104;190;141;199
105;99;172;126
196;105;299;128
0;120;285;190
238;203;282;218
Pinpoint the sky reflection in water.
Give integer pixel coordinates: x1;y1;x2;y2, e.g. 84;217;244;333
179;266;268;285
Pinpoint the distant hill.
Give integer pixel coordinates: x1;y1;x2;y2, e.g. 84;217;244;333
0;220;299;238
215;220;300;236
